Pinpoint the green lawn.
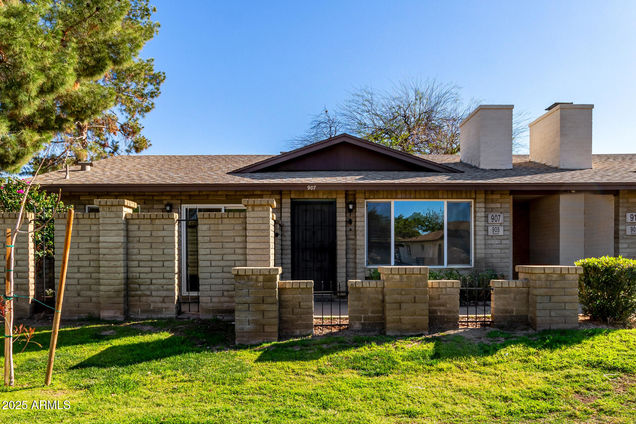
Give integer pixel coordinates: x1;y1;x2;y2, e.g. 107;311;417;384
0;320;633;423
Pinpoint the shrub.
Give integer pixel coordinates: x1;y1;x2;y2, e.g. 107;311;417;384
575;256;636;324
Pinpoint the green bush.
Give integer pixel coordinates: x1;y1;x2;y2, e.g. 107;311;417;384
575;256;636;324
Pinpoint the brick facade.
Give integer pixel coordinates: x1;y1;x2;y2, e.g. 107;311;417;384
616;190;636;259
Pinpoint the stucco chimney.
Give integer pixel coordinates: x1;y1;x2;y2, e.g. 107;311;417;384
529;103;593;169
459;105;513;169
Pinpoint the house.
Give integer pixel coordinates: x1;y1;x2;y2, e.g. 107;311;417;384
33;103;636;323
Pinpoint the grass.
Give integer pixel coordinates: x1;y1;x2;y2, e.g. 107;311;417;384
0;320;633;423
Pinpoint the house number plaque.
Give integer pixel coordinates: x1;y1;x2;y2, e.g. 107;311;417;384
488;213;504;224
627;225;636;236
627;212;636;223
488;226;504;236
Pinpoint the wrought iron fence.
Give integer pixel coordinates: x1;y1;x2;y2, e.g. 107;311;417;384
313;281;348;334
459;282;492;327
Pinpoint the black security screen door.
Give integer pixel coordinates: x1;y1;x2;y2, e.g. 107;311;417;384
291;200;337;292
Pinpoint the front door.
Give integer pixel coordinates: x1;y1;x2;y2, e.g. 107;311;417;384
291;200;337;292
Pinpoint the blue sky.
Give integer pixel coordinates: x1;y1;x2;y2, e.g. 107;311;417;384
141;0;636;155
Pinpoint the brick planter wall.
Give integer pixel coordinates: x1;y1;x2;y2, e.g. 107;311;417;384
380;266;429;335
490;279;529;328
517;265;581;330
428;280;460;330
232;267;280;345
278;280;313;338
348;280;384;333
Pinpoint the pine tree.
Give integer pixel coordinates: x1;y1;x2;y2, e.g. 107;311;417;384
0;0;165;174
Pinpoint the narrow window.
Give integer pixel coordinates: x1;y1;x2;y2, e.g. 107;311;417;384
447;202;472;265
366;202;391;265
394;201;445;266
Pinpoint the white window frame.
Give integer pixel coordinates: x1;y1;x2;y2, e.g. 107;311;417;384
365;199;474;269
180;204;246;295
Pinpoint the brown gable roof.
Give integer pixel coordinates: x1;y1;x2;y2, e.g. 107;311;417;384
233;134;460;173
35;153;636;192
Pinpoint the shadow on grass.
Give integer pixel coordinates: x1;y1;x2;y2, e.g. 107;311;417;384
255;327;619;363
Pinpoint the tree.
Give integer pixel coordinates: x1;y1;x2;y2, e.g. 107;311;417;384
0;0;165;174
294;79;528;154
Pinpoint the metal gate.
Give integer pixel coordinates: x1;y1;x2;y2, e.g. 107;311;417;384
459;279;492;327
313;281;348;335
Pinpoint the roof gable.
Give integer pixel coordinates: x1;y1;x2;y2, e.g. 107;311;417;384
233;134;461;173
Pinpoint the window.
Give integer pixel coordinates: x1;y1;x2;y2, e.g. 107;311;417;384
366;200;473;267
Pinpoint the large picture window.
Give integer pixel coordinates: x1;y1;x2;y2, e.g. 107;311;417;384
366;200;473;267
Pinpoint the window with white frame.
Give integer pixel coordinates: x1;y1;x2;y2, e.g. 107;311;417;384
366;200;473;267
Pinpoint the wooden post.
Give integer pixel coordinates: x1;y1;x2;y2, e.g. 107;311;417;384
4;228;12;386
44;209;74;386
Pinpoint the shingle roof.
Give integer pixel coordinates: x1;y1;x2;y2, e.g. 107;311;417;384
36;153;636;191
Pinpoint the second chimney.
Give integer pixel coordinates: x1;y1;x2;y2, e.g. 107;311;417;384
529;103;593;169
460;105;513;169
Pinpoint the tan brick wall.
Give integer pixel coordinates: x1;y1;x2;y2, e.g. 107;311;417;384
476;191;513;277
380;266;429;335
243;198;275;267
95;199;136;320
126;213;178;318
233;267;280;345
278;280;313;338
490;279;529;328
348;280;384;333
518;265;580;330
55;212;100;319
616;190;636;259
428;280;460;330
0;213;35;319
197;212;246;318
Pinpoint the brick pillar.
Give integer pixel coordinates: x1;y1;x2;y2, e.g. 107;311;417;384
427;280;460;330
232;267;280;344
278;280;313;338
380;266;429;335
348;280;385;333
242;199;275;267
517;265;581;330
95;199;136;320
0;212;35;319
490;279;529;328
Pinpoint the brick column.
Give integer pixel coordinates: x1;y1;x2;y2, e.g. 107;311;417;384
380;266;429;335
517;265;581;330
95;199;136;320
232;267;280;344
348;280;384;333
242;199;275;267
278;280;313;338
427;280;460;330
490;279;529;328
0;212;35;319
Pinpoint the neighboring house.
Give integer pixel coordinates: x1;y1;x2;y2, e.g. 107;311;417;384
35;103;636;319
